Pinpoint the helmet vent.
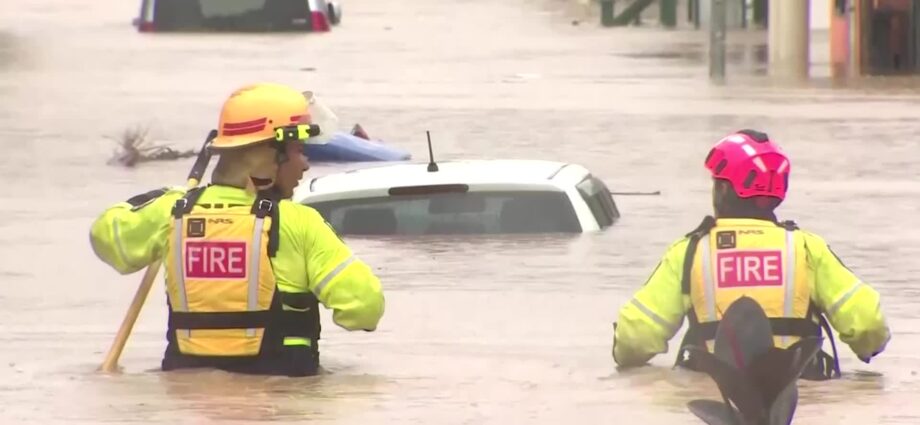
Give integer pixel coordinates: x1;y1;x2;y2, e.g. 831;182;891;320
743;170;757;188
738;129;769;143
705;148;716;164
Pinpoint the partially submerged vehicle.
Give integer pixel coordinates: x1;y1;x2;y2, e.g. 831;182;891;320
294;158;621;236
133;0;342;32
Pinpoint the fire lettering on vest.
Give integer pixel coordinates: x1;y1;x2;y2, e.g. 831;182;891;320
185;241;247;279
715;250;783;288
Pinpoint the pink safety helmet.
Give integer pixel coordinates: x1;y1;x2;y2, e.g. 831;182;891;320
704;129;790;201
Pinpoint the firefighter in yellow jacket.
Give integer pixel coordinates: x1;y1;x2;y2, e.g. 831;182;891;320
89;82;385;377
612;129;890;380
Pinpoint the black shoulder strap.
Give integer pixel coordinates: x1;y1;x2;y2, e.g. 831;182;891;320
674;216;717;369
171;186;207;219
681;216;716;295
685;215;717;239
776;218;799;231
251;195;281;258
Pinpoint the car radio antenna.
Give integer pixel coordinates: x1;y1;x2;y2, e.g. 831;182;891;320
426;130;439;172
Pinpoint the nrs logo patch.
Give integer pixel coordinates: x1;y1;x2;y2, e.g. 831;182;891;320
187;218;206;238
715;231;736;249
715;251;783;288
185;241;247;279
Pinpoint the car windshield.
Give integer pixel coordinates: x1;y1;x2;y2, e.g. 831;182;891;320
151;0;311;31
306;190;582;236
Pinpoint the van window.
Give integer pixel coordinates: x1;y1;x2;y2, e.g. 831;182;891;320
576;176;620;228
306;190;582;235
152;0;311;31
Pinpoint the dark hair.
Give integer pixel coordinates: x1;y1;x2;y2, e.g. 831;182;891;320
714;179;780;221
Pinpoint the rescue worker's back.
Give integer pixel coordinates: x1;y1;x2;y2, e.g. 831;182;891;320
89;83;384;376
91;185;383;331
611;130;890;380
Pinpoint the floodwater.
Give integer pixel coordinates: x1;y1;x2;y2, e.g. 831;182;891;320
1;0;919;423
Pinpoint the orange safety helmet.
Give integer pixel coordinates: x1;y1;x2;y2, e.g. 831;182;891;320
211;82;319;150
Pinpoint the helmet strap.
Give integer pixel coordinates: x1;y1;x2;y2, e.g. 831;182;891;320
714;182;780;221
256;185;284;203
250;176;275;191
274;142;290;164
248;142;293;193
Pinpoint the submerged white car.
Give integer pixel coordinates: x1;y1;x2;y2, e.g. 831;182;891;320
294;159;621;236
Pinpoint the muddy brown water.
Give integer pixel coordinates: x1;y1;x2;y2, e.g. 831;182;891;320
1;0;919;423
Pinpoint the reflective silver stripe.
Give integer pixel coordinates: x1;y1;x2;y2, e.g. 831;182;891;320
631;299;674;332
246;217;266;337
313;256;355;297
781;230;796;345
700;236;716;321
828;281;863;315
173;218;190;338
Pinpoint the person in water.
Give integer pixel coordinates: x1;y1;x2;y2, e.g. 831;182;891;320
89;82;385;376
611;129;891;380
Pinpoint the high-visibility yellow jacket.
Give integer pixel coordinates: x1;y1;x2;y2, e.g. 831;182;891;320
612;217;890;374
90;184;385;336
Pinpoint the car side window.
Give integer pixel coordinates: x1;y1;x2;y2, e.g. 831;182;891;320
576;176;620;228
306;191;582;236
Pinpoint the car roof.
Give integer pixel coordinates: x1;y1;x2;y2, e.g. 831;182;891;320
296;159;593;201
